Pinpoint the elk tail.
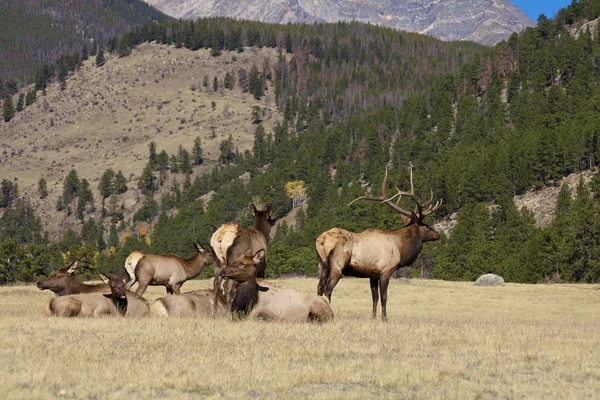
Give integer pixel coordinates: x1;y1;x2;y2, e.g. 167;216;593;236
44;298;55;316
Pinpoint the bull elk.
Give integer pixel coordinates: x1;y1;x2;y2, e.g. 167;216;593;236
124;243;213;296
210;203;273;314
36;261;109;296
221;250;334;323
152;288;228;317
44;274;149;318
316;165;442;321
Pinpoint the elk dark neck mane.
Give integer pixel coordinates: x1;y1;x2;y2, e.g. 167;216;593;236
397;225;424;267
253;218;271;243
232;278;259;318
112;297;128;316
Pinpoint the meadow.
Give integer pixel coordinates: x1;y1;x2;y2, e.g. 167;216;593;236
1;277;599;399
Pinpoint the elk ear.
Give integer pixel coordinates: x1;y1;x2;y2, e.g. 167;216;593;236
400;214;411;225
66;260;78;275
253;249;265;264
194;242;205;253
266;203;273;215
99;274;110;284
249;203;258;216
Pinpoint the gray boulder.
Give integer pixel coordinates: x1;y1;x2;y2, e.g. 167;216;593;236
474;274;505;287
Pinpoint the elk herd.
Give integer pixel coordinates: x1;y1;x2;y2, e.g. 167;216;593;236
36;165;441;323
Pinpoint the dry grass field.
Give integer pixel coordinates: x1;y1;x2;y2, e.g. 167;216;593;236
2;278;599;399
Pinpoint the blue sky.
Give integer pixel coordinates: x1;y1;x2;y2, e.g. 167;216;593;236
511;0;572;21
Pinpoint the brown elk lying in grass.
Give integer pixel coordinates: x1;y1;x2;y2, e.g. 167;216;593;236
316;165;442;321
44;274;149;318
152;288;228;317
36;261;109;296
210;203;273;314
221;250;334;323
124;243;213;296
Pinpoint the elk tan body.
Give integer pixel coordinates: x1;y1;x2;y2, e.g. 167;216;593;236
44;275;149;318
124;243;213;296
222;251;334;323
211;204;273;314
36;261;109;296
152;289;228;317
317;166;442;321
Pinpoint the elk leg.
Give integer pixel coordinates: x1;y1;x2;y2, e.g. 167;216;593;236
124;277;136;290
379;275;391;322
172;284;181;295
324;269;342;303
135;278;150;296
370;278;379;319
212;266;224;316
317;258;329;296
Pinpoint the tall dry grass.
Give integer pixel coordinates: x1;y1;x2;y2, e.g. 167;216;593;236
1;278;599;399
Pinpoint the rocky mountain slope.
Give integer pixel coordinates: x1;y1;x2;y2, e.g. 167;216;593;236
143;0;535;45
0;43;282;239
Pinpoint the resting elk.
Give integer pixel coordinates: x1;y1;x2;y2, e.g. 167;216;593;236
36;260;109;296
316;165;442;321
124;243;213;296
221;250;334;323
152;288;228;317
210;203;273;314
44;274;149;317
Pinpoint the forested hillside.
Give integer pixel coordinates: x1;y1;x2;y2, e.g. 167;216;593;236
3;1;600;285
0;0;171;87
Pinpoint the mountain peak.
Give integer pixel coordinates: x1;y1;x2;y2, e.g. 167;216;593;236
144;0;535;45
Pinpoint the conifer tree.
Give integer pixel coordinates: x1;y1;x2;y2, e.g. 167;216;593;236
38;177;48;199
192;137;204;166
16;93;24;112
138;164;156;195
99;168;115;199
3;95;14;122
95;47;105;67
62;170;80;205
114;170;128;194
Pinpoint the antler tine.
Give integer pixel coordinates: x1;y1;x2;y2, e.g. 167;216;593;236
421;198;443;216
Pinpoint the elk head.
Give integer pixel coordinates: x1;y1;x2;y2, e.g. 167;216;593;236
220;249;265;283
194;242;213;262
36;260;78;293
100;274;128;315
349;164;442;242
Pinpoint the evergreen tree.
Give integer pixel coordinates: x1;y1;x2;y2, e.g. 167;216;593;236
169;154;180;173
25;89;36;106
16;93;24;112
38;177;48;199
213;76;219;92
0;180;17;208
108;224;119;248
82;44;89;61
192;137;204;166
62;170;80;205
95;47;105;67
76;178;94;220
99;168;115;199
219;134;235;164
148;141;158;170
138;164;156;195
248;64;264;100
3;95;14;122
114;170;128;194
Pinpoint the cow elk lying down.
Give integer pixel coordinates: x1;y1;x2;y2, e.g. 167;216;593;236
221;250;334;323
36;260;109;296
124;242;213;296
152;288;228;317
44;274;149;318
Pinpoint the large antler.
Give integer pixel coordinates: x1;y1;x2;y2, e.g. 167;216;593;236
348;164;442;219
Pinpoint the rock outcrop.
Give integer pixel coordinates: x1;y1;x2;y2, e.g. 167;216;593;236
143;0;535;46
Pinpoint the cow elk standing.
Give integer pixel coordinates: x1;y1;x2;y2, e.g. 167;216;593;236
316;166;442;321
221;250;334;323
36;261;109;296
210;203;273;314
44;274;149;318
124;243;213;296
